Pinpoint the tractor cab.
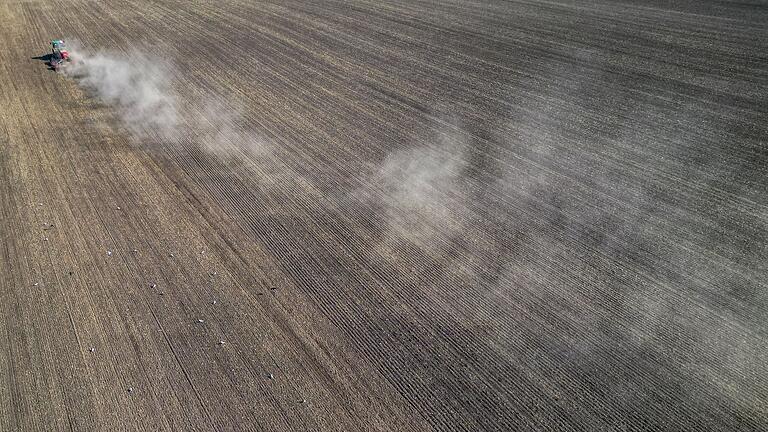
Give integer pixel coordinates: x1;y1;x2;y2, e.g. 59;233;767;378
51;39;69;60
49;39;71;70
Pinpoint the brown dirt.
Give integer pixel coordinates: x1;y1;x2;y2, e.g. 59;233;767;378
1;0;766;430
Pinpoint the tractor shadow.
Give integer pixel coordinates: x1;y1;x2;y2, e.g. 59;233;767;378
31;53;56;70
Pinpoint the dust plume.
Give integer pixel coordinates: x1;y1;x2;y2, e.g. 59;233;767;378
62;42;265;158
64;47;179;140
367;119;473;252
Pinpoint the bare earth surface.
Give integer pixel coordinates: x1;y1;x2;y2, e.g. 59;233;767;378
1;0;767;430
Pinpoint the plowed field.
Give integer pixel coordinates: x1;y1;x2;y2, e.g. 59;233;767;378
1;0;767;430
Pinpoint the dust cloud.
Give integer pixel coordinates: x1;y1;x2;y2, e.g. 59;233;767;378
374;124;471;246
62;43;265;157
364;104;767;418
64;48;179;140
61;38;766;420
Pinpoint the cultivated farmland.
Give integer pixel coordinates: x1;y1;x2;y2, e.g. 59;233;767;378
1;0;766;430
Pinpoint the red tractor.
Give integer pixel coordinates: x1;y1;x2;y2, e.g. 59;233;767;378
49;39;70;71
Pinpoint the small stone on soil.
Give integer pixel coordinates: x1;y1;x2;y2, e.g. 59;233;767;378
89;347;95;353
